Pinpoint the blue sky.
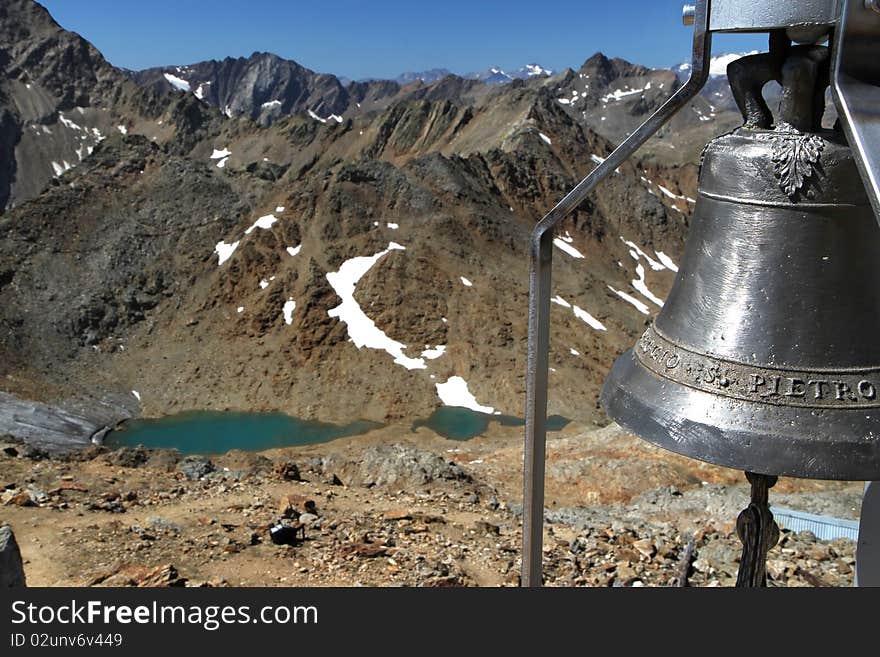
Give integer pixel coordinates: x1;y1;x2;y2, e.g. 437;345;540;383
39;0;765;79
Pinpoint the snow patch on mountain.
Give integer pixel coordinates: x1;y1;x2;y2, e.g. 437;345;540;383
163;72;191;92
572;304;607;331
283;298;296;325
435;376;495;414
520;63;553;78
244;214;278;234
608;285;651;315
632;263;664;307
327;242;426;371
215;240;240;266
655;251;679;272
553;238;585;259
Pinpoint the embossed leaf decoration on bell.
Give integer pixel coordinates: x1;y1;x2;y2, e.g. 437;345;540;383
601;35;880;482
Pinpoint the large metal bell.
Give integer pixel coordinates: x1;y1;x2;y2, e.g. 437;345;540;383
522;1;880;586
601;122;880;480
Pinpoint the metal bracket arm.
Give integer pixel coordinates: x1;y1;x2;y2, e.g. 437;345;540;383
832;0;880;223
521;0;713;587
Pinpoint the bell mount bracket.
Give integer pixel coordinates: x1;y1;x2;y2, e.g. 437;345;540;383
521;0;712;588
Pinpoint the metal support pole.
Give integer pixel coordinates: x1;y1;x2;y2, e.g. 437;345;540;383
520;0;712;587
855;481;880;586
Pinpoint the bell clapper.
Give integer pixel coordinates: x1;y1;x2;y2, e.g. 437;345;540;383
735;472;780;587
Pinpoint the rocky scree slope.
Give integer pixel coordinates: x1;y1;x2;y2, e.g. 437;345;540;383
0;424;862;587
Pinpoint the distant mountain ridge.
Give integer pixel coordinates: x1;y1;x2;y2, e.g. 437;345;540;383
391;69;453;85
2;19;742;215
462;63;555;85
373;64;555;86
126;53;352;126
125;48;734;161
129;55;559;125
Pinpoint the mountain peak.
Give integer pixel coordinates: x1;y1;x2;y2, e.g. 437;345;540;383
521;63;553;77
127;51;348;124
574;53;660;92
2;0;57;29
581;52;611;68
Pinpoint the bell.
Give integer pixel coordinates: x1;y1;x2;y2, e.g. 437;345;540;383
600;29;880;586
522;0;880;587
601;43;880;482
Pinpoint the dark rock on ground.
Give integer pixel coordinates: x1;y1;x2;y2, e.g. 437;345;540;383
145;516;182;533
89;563;186;587
274;458;301;481
177;456;215;480
105;445;151;468
0;525;26;587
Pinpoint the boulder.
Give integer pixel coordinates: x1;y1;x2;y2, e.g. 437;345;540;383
354;444;471;487
0;525;26;587
105;445;151;468
176;456;215;480
273;459;301;481
90;563;186;587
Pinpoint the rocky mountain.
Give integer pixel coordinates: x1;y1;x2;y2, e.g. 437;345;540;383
547;52;741;165
128;53;353;127
0;0;167;210
127;58;557;127
125;49;737;166
1;0;729;441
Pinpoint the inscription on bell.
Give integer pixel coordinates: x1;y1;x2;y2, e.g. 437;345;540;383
636;327;880;409
749;375;876;401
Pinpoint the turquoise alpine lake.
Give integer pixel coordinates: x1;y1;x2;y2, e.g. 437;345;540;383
412;407;570;440
105;411;382;455
106;408;571;454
